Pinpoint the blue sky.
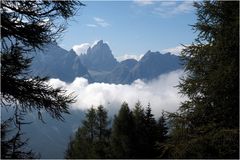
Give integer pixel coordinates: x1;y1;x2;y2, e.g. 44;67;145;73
59;1;197;58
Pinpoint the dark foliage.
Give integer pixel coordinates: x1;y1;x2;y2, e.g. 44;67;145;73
155;112;168;158
65;106;111;159
110;102;135;158
1;0;84;158
163;1;239;158
1;0;84;50
1;0;84;120
66;102;168;159
1;111;39;159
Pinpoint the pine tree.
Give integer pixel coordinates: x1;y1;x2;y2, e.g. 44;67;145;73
65;106;110;158
96;105;109;141
65;107;97;158
143;104;158;158
165;1;239;158
95;105;111;158
1;1;84;157
1;119;38;159
132;101;148;158
1;109;41;159
83;107;98;142
157;113;168;143
65;127;92;158
111;102;159;158
1;0;83;121
110;102;135;158
156;112;168;158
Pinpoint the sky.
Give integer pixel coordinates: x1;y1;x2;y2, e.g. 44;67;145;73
58;0;197;57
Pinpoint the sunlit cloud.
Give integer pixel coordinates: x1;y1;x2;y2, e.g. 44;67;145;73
159;1;177;7
48;70;186;117
116;54;144;62
86;17;110;28
72;43;90;55
86;24;98;28
162;45;189;56
72;40;110;55
133;0;154;6
153;1;194;18
93;17;110;28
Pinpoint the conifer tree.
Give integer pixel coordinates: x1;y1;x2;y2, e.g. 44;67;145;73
1;0;84;120
1;1;84;157
157;113;168;143
65;106;110;158
143;104;158;158
95;105;111;158
96;105;109;140
165;1;239;158
132;101;148;158
83;107;98;142
1;118;38;159
65;107;97;158
156;112;168;158
110;102;135;158
111;102;160;158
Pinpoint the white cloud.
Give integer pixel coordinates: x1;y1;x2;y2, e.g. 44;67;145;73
176;1;194;13
93;17;110;28
72;40;110;55
162;45;187;56
48;70;186;117
133;0;154;6
86;17;110;28
94;17;104;22
86;24;97;28
116;54;144;62
159;1;177;7
72;43;90;55
153;1;194;18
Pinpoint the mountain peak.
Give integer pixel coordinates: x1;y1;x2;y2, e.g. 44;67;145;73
80;40;118;71
97;40;104;45
146;50;152;53
143;50;160;58
91;40;105;48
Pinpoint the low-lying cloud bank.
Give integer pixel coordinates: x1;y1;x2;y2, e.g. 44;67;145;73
48;70;186;117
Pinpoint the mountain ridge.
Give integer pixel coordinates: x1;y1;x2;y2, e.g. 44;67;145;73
30;43;92;82
30;40;182;84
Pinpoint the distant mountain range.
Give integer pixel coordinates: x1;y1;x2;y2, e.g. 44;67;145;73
17;40;182;158
30;42;91;82
30;40;182;83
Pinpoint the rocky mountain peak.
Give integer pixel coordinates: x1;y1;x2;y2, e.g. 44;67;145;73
80;40;118;71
